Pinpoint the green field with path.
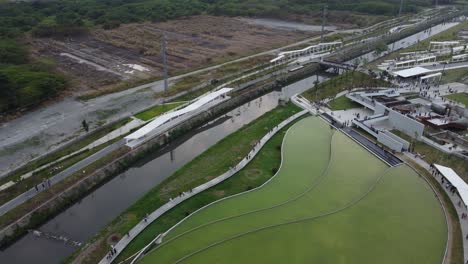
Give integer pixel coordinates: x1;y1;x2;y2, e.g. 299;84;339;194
140;117;447;264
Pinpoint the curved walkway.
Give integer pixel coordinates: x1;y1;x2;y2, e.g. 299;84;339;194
99;110;309;264
141;128;335;256
139;122;396;263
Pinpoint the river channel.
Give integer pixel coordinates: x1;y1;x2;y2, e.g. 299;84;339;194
0;19;460;264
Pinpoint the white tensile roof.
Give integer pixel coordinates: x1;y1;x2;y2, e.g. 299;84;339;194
394;66;432;78
125;88;232;140
434;164;468;206
420;72;442;80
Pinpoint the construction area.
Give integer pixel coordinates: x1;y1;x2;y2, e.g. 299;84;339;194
30;16;314;92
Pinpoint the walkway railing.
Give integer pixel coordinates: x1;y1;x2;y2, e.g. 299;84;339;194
98;110;309;264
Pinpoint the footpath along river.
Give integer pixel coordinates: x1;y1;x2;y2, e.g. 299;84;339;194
0;17;461;264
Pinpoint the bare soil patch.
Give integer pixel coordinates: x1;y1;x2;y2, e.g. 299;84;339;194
30;16;312;94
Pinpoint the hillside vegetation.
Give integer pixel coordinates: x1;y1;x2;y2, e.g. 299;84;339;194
0;0;441;114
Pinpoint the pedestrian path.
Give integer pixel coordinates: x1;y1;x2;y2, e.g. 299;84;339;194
98;110;308;264
404;152;468;263
0;118;144;193
0;141;124;216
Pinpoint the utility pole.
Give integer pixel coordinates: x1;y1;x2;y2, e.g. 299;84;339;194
320;5;327;43
161;32;168;97
398;0;404;17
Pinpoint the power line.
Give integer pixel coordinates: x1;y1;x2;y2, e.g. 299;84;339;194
161;32;168;97
398;0;404;17
320;5;328;43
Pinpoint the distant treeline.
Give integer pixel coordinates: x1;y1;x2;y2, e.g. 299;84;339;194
0;39;66;113
0;0;448;114
0;0;439;38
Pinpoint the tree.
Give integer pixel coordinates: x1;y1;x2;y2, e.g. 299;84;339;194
0;39;28;65
82;119;89;132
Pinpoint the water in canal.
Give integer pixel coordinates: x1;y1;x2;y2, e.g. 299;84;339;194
0;74;327;264
0;19;459;264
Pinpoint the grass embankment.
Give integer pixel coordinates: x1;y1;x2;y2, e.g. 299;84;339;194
0;145;129;246
134;102;186;121
391;130;467;181
328;95;361;110
445;92;468;106
302;71;391;102
142;119;446;264
153;55;272;99
68;103;303;264
77;54;272;101
403;158;463;264
441;69;468;85
0;136;124;206
0;118;131;188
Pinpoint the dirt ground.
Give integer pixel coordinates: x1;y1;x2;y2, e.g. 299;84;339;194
30;16;314;93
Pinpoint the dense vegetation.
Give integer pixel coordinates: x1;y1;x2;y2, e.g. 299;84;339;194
0;0;435;37
0;39;66;114
0;0;443;114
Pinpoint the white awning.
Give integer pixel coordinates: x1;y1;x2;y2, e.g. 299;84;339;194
434;164;468;207
125;88;232;140
430;41;460;45
394;66;432;78
420;72;442;80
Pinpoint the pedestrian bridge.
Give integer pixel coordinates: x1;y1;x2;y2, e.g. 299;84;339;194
319;60;356;71
270;42;342;64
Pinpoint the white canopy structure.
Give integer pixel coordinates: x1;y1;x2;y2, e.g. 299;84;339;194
270;42;342;64
393;66;432;78
125;88;232;147
434;164;468;207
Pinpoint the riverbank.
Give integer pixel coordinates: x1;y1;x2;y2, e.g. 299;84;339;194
68;103;303;264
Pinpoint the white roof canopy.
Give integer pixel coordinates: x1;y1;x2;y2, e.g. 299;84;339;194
394;66;432;78
420;72;442;80
125;88;232;140
435;164;468;207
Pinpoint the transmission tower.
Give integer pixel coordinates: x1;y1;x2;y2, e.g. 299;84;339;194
398;0;404;17
161;32;168;96
320;5;328;43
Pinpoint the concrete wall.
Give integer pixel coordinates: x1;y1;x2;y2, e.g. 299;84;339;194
377;132;404;152
383;131;410;150
422;136;468;161
387;107;425;139
374;103;387;115
454;105;468;118
352;120;378;137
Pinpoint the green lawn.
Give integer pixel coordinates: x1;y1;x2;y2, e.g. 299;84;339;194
441;68;468;85
134;102;185;121
302;71;390;102
329;95;361;110
141;117;446;264
71;103;302;264
391;129;468;181
445;93;468;106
